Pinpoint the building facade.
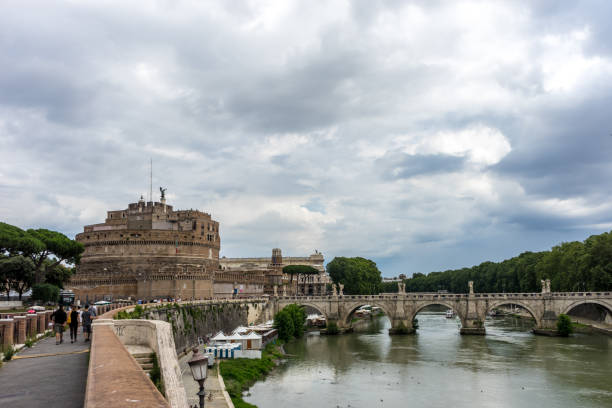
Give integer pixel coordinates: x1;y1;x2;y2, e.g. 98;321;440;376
68;195;220;302
220;249;331;296
68;194;330;301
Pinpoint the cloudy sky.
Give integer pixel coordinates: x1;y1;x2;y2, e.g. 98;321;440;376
1;1;612;276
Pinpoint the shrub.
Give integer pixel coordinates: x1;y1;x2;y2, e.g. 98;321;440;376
115;305;145;320
285;304;306;338
24;337;35;348
274;309;294;341
557;314;573;337
149;353;164;396
3;345;15;361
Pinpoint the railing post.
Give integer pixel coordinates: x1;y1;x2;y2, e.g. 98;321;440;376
0;319;15;350
13;316;27;345
26;314;37;338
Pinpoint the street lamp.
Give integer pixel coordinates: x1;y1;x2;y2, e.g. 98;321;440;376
188;347;208;408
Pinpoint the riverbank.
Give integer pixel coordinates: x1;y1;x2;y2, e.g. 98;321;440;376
500;311;612;336
219;342;285;408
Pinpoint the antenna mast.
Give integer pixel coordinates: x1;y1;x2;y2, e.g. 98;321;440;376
149;158;153;202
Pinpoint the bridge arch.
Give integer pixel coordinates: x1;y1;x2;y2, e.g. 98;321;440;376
486;301;541;327
562;299;612;317
277;299;329;319
411;301;465;326
288;302;328;320
340;301;396;325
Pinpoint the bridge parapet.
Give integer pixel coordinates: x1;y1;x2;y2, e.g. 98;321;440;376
270;291;612;336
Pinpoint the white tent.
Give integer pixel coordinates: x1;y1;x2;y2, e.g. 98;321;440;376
211;331;229;343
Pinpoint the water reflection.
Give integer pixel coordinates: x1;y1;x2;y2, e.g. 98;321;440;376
246;313;612;408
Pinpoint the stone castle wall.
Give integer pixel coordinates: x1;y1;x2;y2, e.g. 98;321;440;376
144;300;266;354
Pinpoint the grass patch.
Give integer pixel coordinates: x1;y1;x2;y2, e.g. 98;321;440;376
219;343;283;408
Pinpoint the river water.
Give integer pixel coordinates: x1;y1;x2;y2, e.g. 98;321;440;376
245;313;612;408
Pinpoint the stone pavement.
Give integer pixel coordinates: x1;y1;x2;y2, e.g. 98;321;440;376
0;331;89;408
179;351;233;408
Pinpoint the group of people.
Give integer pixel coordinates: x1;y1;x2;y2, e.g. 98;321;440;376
49;304;96;345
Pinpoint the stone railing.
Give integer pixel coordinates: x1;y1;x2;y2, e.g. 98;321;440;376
113;319;188;408
0;310;53;351
85;319;170;408
274;291;612;301
86;298;269;408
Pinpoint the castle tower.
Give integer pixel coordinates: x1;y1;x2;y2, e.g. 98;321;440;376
271;248;283;266
68;196;220;302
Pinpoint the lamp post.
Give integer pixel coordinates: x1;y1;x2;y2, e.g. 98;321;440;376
188;347;208;408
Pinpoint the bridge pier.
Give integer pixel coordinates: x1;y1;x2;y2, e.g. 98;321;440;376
533;310;560;336
388;318;415;335
459;318;486;335
459;290;486;335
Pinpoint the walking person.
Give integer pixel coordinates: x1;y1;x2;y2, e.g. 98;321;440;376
69;305;80;343
82;304;93;342
50;304;67;345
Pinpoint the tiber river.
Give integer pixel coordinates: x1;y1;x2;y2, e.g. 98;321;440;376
245;310;612;408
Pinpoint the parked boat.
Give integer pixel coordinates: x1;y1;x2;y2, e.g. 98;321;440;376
445;310;455;318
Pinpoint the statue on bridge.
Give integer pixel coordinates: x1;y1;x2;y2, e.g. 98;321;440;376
398;281;406;294
332;284;337;297
273;285;278;297
338;283;344;296
469;281;474;295
541;279;552;294
282;285;287;297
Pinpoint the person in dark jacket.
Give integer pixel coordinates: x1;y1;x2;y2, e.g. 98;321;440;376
69;305;80;343
51;304;67;345
82;304;93;342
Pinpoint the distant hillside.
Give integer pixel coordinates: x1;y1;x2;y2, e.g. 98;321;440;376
387;230;612;293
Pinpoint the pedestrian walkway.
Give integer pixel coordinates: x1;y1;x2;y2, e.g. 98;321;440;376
0;332;89;408
179;351;233;408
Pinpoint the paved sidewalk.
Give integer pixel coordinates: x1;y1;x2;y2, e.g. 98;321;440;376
0;331;90;408
179;351;232;408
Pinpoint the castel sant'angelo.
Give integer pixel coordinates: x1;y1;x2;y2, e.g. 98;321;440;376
67;189;330;302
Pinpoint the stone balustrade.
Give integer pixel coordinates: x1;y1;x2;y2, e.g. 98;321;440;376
0;302;131;352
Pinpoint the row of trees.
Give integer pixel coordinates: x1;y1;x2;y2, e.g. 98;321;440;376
0;222;83;301
382;230;612;293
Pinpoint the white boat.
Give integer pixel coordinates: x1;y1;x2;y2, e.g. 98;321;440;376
445;310;455;318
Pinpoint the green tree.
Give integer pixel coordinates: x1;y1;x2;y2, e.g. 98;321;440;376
401;230;612;294
0;222;83;284
284;304;306;338
327;257;382;295
31;283;60;304
0;255;36;300
557;314;573;337
273;309;294;342
43;262;73;289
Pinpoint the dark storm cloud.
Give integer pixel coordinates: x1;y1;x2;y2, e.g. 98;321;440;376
492;91;612;198
1;0;612;276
